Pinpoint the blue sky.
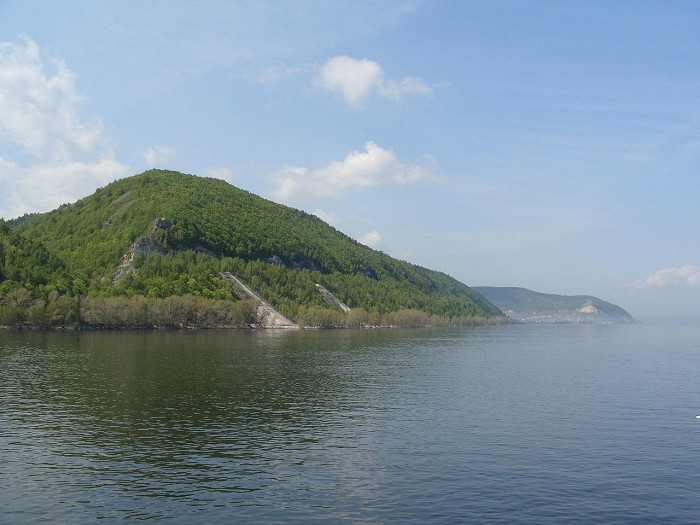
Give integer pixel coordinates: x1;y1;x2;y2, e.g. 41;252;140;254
1;1;699;319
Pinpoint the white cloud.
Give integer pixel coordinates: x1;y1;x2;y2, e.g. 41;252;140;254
0;38;129;218
637;265;700;287
316;55;432;109
143;145;177;168
379;75;434;100
359;230;382;249
272;141;439;202
312;209;340;226
205;166;235;182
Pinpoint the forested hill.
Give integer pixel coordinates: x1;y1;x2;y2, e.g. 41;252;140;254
473;286;635;324
1;170;503;328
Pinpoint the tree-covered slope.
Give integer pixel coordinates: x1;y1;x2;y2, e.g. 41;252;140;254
473;286;635;323
0;219;74;292
4;170;502;327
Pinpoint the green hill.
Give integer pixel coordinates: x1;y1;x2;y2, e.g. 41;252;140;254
1;170;503;328
473;286;635;324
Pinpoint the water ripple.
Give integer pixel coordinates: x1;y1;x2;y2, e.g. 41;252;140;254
1;325;699;523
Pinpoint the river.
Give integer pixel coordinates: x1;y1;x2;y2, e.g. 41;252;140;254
1;324;698;523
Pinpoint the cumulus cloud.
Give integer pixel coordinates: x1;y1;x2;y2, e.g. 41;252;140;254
272;141;439;202
359;230;382;249
316;55;432;109
0;38;129;218
205;166;235;182
638;265;700;287
143;146;177;168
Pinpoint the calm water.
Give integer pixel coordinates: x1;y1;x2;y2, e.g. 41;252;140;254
1;324;699;523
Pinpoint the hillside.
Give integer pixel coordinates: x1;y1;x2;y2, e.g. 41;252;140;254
1;170;503;328
473;286;635;324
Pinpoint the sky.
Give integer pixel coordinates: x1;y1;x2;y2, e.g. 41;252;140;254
1;1;699;319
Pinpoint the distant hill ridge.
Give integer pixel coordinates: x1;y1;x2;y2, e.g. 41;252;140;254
473;286;635;324
1;170;504;328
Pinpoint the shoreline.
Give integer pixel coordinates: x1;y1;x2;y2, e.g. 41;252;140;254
0;317;511;332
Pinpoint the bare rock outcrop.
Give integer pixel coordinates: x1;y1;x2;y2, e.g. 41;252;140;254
220;272;298;328
315;284;351;313
112;218;170;285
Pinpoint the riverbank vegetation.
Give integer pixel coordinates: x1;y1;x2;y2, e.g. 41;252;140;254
0;287;505;330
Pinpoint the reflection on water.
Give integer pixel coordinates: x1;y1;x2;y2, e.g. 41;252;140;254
1;325;699;523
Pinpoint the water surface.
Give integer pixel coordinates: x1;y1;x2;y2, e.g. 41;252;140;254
1;324;699;523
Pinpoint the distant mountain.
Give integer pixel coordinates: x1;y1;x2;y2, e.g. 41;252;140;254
473;287;635;324
1;170;503;328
